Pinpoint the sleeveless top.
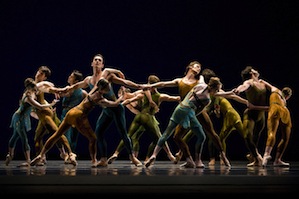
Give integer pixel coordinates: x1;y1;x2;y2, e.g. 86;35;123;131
35;90;53;116
10;95;33;133
269;91;292;126
181;84;211;114
245;84;267;106
62;89;84;109
141;92;161;115
88;80;117;101
178;79;198;100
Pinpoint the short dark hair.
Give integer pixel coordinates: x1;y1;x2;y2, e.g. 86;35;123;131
97;78;109;90
93;53;105;64
282;87;292;98
148;75;160;84
24;77;36;89
72;70;84;81
202;68;216;83
39;66;51;78
208;77;222;90
241;66;253;81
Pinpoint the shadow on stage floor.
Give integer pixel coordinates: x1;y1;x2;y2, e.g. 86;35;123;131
1;160;298;196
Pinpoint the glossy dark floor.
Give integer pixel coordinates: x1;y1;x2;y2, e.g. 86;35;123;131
1;160;298;196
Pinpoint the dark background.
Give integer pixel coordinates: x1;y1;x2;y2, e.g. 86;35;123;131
0;0;298;162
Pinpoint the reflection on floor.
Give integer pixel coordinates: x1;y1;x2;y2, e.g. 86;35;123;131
1;160;298;196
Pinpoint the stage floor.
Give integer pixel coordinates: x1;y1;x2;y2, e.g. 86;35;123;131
1;160;298;196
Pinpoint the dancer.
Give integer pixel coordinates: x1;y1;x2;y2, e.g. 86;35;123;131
145;77;236;168
5;78;59;167
61;53;145;167
148;62;230;167
33;66;75;165
107;75;180;164
59;70;88;152
207;93;268;165
30;78;123;167
260;80;292;167
183;69;268;166
118;86;143;115
232;66;269;167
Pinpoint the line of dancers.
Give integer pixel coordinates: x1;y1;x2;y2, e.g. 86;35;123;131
5;53;292;169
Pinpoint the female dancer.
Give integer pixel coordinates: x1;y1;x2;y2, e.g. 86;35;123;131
145;77;234;168
107;75;180;164
5;78;58;167
30;78;127;167
260;80;292;167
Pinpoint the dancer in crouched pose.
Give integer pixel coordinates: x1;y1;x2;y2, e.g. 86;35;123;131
260;80;292;167
30;78;124;167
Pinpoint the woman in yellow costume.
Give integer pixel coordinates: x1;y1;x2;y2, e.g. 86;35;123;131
207;94;268;165
260;79;292;167
31;78;124;167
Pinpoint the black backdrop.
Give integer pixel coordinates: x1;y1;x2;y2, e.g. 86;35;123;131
1;0;298;162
